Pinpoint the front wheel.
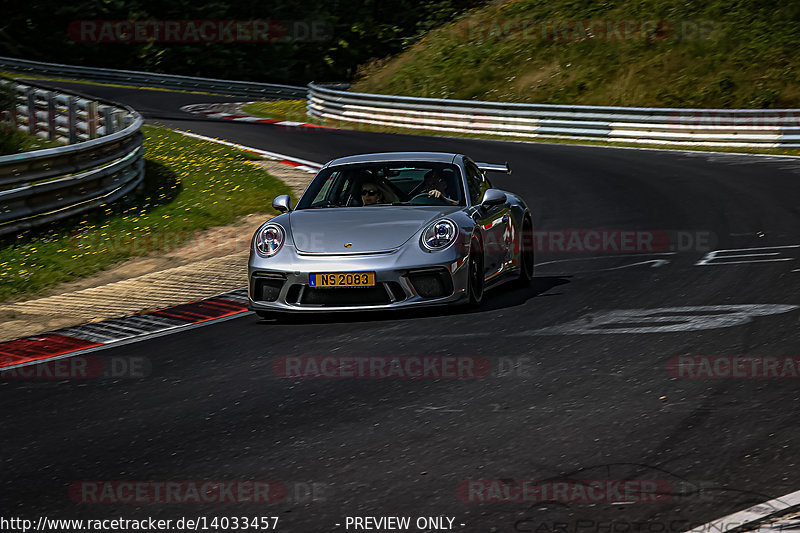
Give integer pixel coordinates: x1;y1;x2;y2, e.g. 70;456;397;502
467;237;485;307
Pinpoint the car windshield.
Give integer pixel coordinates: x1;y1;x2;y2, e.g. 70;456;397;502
295;161;465;209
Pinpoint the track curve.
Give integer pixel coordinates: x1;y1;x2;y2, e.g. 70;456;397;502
2;79;799;532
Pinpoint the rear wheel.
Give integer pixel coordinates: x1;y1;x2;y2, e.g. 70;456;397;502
516;215;535;287
468;236;485;307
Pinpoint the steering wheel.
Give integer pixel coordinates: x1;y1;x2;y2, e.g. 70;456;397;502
409;193;449;205
407;182;427;198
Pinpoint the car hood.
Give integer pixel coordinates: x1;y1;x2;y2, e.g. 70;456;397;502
289;206;458;253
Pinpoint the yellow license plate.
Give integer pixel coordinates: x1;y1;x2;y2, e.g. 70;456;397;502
310;272;376;288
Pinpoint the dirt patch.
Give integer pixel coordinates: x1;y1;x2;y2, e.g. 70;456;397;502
0;161;315;343
256;160;314;199
512;62;562;94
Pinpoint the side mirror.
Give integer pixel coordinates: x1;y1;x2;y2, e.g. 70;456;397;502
480;189;506;208
272;194;291;213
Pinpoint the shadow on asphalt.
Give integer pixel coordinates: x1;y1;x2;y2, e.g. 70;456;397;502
254;275;571;326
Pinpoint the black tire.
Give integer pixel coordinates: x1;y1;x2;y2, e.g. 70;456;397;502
468;236;485;307
515;215;535;287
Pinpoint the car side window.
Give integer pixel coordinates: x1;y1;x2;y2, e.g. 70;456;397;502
465;162;483;205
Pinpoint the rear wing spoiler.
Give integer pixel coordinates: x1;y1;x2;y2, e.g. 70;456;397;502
475;162;512;175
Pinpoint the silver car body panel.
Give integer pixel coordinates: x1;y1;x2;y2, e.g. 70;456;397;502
248;152;532;313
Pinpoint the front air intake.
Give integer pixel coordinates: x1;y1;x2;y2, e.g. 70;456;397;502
254;278;285;302
407;269;453;298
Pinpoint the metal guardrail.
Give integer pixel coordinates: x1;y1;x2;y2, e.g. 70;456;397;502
308;84;800;148
0;56;307;100
11;82;133;143
0;78;144;236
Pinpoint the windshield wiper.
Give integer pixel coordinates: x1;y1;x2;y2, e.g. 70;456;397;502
391;202;414;206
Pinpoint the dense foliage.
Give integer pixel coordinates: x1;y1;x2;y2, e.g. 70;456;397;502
0;79;20;154
0;0;481;84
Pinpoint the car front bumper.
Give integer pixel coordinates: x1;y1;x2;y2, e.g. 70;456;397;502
248;245;470;313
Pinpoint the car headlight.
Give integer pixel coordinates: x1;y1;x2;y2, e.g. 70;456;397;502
421;219;457;251
255;224;285;257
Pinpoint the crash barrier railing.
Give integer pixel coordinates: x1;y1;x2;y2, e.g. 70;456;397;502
307;83;800;148
0;56;307;99
0;77;144;236
8;78;134;143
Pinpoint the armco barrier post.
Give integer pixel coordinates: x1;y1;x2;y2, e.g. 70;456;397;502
25;86;35;135
47;91;57;141
113;110;124;132
102;106;114;135
10;97;17;129
86;100;97;139
67;96;77;144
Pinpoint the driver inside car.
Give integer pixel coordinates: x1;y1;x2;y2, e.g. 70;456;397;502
423;169;459;206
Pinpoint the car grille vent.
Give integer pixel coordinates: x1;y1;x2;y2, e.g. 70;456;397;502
300;286;390;307
286;284;303;304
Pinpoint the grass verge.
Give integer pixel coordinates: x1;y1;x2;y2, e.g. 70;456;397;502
0;124;293;303
241;100;308;121
351;0;800;109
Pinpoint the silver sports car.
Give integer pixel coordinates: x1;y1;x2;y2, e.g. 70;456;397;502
248;152;534;317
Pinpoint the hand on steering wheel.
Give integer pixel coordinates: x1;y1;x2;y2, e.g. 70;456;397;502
409;192;449;205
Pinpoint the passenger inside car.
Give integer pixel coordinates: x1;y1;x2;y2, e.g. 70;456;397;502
360;181;385;205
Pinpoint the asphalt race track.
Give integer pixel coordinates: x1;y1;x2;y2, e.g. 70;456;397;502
2;80;799;532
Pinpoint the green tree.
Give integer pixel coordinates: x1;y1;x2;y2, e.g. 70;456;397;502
0;0;482;84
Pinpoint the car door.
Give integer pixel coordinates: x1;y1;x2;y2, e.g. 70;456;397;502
465;160;510;278
483;172;515;270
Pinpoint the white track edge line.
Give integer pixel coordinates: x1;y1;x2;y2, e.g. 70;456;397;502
685;489;800;533
172;129;324;169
